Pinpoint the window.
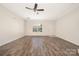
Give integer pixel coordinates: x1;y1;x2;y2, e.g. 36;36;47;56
33;24;42;32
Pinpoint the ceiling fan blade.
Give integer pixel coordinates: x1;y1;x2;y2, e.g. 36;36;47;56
37;9;44;11
25;7;33;10
34;3;38;12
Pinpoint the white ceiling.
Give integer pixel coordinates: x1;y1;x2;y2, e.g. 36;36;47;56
1;3;79;20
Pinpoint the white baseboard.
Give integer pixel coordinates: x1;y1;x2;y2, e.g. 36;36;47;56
48;35;56;37
0;34;25;46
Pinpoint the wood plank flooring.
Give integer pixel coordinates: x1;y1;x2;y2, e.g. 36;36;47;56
0;36;79;56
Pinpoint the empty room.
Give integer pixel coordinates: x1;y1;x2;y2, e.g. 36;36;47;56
0;3;79;56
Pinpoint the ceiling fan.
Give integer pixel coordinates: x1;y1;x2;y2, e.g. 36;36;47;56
25;3;44;13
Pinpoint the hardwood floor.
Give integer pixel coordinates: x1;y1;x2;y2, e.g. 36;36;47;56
0;36;79;56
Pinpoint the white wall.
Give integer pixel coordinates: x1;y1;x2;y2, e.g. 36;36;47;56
56;8;79;45
25;20;56;36
0;5;25;46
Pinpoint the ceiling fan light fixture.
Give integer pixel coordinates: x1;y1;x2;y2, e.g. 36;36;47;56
36;12;39;14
